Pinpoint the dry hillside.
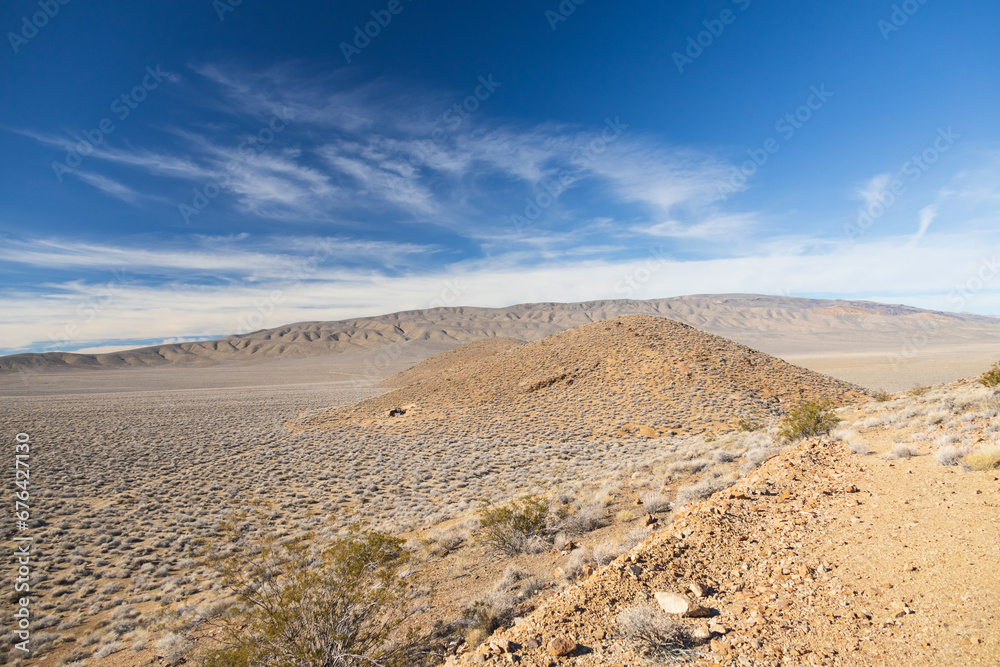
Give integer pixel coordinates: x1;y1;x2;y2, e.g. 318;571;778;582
305;315;868;440
445;379;1000;667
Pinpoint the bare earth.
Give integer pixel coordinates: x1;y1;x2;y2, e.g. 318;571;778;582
452;381;1000;666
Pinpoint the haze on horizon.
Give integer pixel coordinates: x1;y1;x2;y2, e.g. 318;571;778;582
2;0;999;355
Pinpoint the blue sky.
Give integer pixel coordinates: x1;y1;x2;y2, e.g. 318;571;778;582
1;0;999;354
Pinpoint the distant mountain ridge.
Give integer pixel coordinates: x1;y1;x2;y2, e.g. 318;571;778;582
3;294;998;374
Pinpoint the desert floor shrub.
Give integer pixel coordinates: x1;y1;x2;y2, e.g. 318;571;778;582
675;476;731;506
197;512;435;667
936;445;970;467
778;400;841;442
846;440;869;455
872;389;891;402
616;603;695;662
910;384;931;397
476;495;552;556
962;446;1000;470
885;444;918;460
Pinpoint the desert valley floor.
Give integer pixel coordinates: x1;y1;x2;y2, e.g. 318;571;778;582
1;299;998;666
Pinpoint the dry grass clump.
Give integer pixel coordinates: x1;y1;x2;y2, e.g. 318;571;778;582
962;446;1000;470
616;602;696;662
675;474;733;506
885;444;918;460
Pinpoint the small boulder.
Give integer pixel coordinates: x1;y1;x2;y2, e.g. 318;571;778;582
654;591;711;618
546;637;576;657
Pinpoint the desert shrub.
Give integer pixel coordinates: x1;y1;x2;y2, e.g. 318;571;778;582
846;440;870;455
675;477;731;506
778;400;841;442
936;445;970;466
962;447;1000;470
477;495;551;555
462;587;517;643
909;384;931;397
561;504;607;536
616;603;694;662
736;416;763;432
197;512;433;667
980;362;1000;388
639;492;671;514
155;632;190;665
885;444;917;460
872;389;891;402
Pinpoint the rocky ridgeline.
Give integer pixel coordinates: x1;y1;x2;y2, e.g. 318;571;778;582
449;434;999;666
306;315;867;441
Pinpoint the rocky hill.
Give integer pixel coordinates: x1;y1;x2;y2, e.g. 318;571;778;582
304;315;867;441
448;381;1000;665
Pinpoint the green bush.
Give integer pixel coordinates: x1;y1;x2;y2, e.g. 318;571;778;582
980;361;1000;388
778;400;841;442
909;384;930;397
476;495;551;555
197;512;434;667
872;389;891;402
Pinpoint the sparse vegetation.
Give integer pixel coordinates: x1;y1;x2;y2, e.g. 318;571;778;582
909;384;931;397
962;446;1000;470
778;400;841;442
616;603;695;662
872;389;891;402
198;515;434;667
980;361;1000;388
476;495;552;555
